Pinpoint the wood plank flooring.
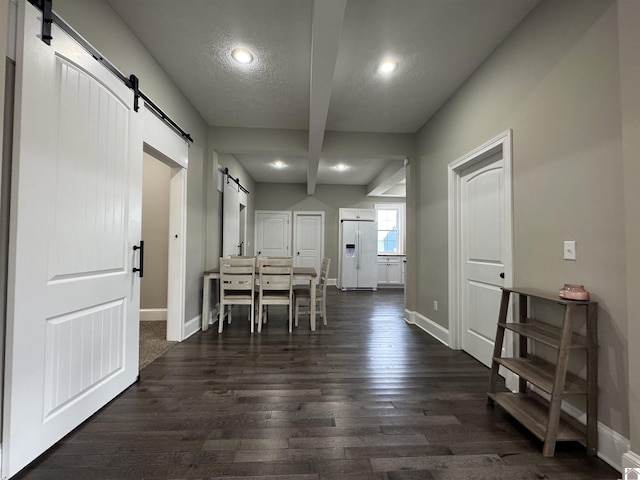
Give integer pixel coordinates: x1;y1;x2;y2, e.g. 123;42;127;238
15;289;619;480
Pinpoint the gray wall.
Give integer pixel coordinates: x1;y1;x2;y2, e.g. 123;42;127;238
253;183;404;279
618;0;640;458
141;152;170;310
54;0;209;325
410;0;627;438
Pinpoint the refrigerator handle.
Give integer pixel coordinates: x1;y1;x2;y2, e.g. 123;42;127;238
356;229;361;270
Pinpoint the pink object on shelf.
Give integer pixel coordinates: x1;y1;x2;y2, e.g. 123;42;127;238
559;284;590;301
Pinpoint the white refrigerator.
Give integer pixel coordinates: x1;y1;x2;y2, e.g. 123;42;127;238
340;219;378;290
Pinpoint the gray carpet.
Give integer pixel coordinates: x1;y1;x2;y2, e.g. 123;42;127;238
139;321;177;370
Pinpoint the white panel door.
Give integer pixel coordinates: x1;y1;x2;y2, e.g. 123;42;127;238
293;212;323;272
460;153;506;367
255;211;291;257
222;179;240;257
3;4;142;477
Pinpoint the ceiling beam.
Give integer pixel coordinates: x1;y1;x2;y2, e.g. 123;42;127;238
366;160;406;196
307;0;347;195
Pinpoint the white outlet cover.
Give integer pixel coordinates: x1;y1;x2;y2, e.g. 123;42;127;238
564;241;576;260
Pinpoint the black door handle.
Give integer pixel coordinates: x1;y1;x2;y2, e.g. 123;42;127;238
133;241;144;277
499;272;505;279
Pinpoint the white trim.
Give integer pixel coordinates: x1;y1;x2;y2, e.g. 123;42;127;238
328;278;337;286
374;203;405;254
404;309;450;346
528;385;628;473
183;315;202;340
143;115;190;344
448;129;514;352
142;106;188;169
623;450;640;471
166;166;187;341
139;308;167;321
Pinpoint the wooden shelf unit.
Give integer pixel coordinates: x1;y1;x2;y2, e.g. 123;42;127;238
487;287;598;457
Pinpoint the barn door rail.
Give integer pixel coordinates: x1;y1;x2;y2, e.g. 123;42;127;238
27;0;194;144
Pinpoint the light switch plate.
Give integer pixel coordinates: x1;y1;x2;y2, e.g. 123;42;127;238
564;241;576;260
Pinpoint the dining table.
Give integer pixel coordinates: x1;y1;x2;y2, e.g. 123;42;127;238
201;266;319;332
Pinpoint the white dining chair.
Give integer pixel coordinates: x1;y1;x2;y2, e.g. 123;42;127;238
219;256;256;333
257;257;294;333
294;257;330;328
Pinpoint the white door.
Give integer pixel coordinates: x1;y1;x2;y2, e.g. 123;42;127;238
293;212;324;272
3;4;142;477
357;221;379;289
222;178;240;257
460;152;507;367
255;211;291;257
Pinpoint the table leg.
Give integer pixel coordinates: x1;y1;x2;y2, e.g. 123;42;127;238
310;276;317;331
201;275;210;331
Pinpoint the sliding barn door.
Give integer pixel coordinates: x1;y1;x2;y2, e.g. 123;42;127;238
3;3;142;477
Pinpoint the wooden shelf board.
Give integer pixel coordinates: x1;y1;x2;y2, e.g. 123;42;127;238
493;357;587;395
503;287;595;305
487;392;585;442
499;320;587;348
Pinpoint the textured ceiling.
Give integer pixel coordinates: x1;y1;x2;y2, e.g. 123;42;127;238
105;0;540;192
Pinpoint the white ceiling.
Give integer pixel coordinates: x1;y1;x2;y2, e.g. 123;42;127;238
105;0;540;194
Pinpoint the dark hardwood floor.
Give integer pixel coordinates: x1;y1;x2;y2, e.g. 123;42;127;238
16;289;619;479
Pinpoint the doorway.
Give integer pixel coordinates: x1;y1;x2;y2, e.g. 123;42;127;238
448;130;513;368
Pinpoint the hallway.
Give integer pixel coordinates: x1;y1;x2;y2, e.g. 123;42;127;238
16;289;618;479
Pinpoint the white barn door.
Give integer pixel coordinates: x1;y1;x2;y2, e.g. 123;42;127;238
222;178;240;257
3;3;142;477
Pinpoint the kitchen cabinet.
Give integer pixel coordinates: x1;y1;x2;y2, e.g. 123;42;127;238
377;256;403;286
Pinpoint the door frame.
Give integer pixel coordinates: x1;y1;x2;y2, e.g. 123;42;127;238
448;129;514;351
142;107;188;342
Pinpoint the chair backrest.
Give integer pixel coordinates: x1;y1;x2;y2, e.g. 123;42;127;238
220;256;255;294
258;257;293;292
319;257;330;290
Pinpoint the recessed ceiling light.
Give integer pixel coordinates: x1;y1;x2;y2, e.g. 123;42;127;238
378;59;397;74
332;163;350;171
271;160;287;169
231;48;254;64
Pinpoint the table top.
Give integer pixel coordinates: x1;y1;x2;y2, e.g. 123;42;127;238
204;266;317;277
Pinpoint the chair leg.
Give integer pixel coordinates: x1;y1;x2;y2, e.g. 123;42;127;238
257;299;263;333
218;304;224;333
322;299;327;325
288;303;293;333
249;302;254;334
295;297;299;327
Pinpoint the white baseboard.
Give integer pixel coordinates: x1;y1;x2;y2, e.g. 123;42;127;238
598;422;629;474
140;308;167;321
328;278;337;286
404;309;627;473
623;450;640;471
525;386;627;473
404;309;450;346
183;314;201;340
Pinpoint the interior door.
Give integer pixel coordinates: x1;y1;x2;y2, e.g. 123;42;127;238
222;178;240;257
255;211;291;257
460;152;506;367
293;212;323;272
3;3;142;477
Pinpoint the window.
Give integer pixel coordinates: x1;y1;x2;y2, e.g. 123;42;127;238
375;204;405;254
